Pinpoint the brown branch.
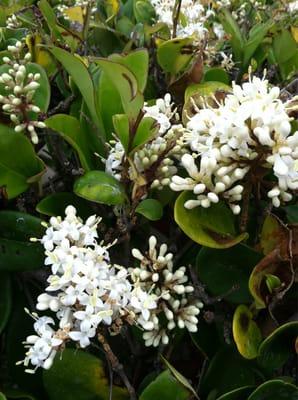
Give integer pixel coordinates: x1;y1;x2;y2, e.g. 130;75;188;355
172;0;182;38
97;333;137;400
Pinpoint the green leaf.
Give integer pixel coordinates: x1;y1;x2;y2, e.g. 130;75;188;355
113;113;130;152
0;125;45;199
243;20;273;67
174;191;248;249
95;58;144;121
283;205;298;223
0;238;44;271
48;47;104;140
184;81;230;102
203;68;230;85
219;10;244;62
201;347;261;397
190;319;221;359
36;192;92;219
248;380;298;400
109;49;149;92
265;274;281;294
74;170;127;205
258;322;298;371
232;305;262;359
0;393;7;400
140;370;190;400
157;37;194;75
45;114;95;171
0;211;44;241
196;244;262;303
131;116;159;151
133;0;156;24
43;349;128;400
38;0;63;41
0;273;11;334
161;356;198;399
1;389;36;400
136;199;163;221
260;215;282;256
0;211;44;272
216;386;255;400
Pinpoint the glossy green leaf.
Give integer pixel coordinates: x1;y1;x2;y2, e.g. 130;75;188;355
48;47;104;138
1;388;36;400
136;198;163;221
283;205;298;223
197;244;262;303
0;237;44;271
248;380;298;400
45;114;94;171
161;356;198;399
157;37;194;75
133;0;156;24
96;58;143;120
243;20;273;67
0;211;44;271
74;170;127;205
203;68;230;85
0;273;11;334
265;274;281;294
190;319;221;359
131;116;158;151
0;393;7;400
232;305;262;359
43;349;128;400
219;10;244;62
38;0;63;41
109;49;149;92
140;370;190;400
174;191;248;249
217;386;255;400
258;321;298;371
0;125;45;199
113;113;130;152
184;81;230;102
201;347;261;397
36;192;92;219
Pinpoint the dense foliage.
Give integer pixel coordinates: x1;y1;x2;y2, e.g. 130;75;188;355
0;1;297;399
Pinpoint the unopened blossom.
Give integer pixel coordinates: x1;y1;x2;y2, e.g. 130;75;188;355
105;94;185;190
130;236;203;347
0;41;46;144
170;71;297;213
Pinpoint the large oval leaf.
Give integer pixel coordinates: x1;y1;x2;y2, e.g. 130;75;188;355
157;37;194;75
74;170;127;205
0;125;45;199
248;380;298;400
140;370;190;400
217;386;255;400
197;245;262;303
258;321;298;371
36;192;92;218
45;114;95;171
43;349;128;400
0;211;44;241
232;305;262;359
174;191;248;248
135;199;163;221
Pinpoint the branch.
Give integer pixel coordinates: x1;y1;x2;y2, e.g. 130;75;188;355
97;333;137;400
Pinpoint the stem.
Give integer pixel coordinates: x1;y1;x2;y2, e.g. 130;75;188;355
97;333;137;400
172;0;182;38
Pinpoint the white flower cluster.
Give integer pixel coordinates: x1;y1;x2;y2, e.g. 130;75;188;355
170;72;297;213
106;94;185;190
21;207;202;372
0;41;46;144
20;206;133;373
130;236;203;347
151;0;213;41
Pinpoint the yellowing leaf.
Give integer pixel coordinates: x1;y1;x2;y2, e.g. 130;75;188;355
26;34;54;73
64;6;84;24
291;26;298;43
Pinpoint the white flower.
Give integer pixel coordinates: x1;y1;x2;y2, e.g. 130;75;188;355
130;287;157;321
171;71;296;212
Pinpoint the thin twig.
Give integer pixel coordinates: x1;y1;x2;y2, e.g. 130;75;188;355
97;333;137;400
172;0;182;38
